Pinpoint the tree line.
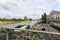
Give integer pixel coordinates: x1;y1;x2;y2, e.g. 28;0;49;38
0;16;32;21
41;13;47;23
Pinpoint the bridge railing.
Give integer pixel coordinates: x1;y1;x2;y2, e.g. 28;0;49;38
0;28;60;40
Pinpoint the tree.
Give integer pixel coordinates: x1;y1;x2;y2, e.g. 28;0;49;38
41;13;47;23
0;18;2;21
41;15;44;21
2;18;6;21
12;18;17;21
24;16;27;20
29;18;32;21
44;13;47;22
26;25;31;29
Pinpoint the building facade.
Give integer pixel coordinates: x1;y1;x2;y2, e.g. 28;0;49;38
48;11;60;22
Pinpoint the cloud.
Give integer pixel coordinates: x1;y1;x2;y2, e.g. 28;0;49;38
0;0;51;19
42;0;60;4
56;0;60;2
0;0;59;19
0;9;13;18
36;6;46;11
0;0;8;4
3;3;18;10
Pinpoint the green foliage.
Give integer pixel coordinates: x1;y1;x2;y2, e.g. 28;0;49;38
0;18;24;21
41;15;44;20
26;25;31;29
41;13;47;23
0;17;32;21
29;18;32;21
31;34;40;40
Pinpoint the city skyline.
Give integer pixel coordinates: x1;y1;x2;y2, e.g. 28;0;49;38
0;0;60;19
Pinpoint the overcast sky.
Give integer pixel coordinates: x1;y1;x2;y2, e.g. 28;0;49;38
0;0;60;19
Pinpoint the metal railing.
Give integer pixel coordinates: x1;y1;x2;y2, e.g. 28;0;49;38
0;31;9;40
0;28;60;40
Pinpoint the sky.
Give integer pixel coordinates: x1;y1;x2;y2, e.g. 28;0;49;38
0;0;60;19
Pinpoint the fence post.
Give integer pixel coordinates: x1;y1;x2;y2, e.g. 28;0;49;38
6;32;9;40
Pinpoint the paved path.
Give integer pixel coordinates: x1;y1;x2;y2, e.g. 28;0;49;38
44;24;59;32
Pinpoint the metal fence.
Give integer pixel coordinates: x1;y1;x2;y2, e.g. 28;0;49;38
0;31;9;40
0;28;60;40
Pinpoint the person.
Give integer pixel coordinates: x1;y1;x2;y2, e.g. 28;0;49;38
42;28;46;31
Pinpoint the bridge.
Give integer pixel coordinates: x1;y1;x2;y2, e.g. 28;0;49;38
0;27;60;40
2;27;60;35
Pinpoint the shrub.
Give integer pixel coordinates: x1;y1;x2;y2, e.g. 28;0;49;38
26;25;31;29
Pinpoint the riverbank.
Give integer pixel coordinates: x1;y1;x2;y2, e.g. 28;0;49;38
0;20;26;24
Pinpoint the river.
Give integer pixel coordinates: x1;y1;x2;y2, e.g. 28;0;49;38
0;20;37;28
0;20;59;32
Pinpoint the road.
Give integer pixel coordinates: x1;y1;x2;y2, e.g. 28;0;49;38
42;24;59;32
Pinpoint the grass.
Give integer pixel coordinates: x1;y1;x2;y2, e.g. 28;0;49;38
20;21;26;25
31;34;40;40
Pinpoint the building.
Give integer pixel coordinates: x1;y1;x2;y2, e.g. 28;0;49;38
48;11;60;22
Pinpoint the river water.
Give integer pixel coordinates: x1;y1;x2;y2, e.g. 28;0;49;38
0;20;37;28
0;20;59;32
